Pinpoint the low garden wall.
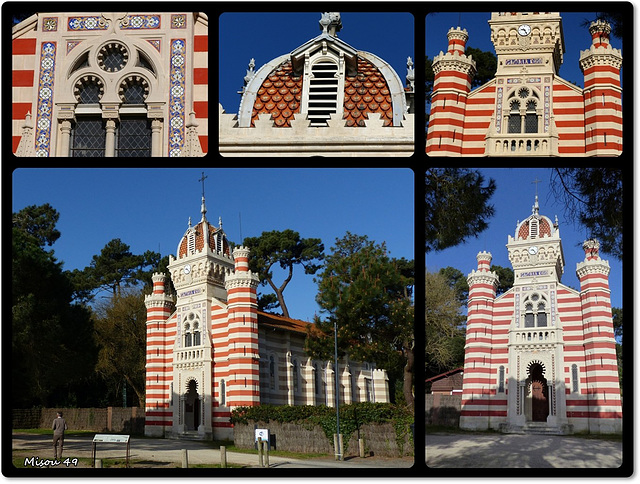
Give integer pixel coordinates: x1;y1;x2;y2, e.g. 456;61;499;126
231;403;413;458
425;394;462;427
234;421;412;458
12;407;145;434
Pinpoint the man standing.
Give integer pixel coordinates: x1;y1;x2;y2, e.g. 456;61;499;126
52;411;67;460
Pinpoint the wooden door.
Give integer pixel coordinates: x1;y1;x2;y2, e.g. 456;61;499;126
531;380;548;422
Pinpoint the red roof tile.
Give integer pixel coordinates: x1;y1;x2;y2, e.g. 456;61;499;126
251;56;394;127
257;311;311;334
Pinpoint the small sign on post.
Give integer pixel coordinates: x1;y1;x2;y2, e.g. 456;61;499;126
92;434;131;468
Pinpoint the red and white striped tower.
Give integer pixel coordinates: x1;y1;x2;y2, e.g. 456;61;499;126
575;239;622;433
426;27;476;156
579;20;623;156
224;247;261;408
144;273;176;437
459;251;500;430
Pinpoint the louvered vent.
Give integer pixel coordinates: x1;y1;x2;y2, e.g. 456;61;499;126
308;62;339;126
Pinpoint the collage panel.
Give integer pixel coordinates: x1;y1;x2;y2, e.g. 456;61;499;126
5;1;634;480
218;11;415;157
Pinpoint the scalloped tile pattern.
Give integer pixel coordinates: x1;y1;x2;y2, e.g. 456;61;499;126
251;57;394;127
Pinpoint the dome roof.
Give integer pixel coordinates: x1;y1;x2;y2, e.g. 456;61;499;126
177;217;230;258
235;13;408;128
514;196;557;240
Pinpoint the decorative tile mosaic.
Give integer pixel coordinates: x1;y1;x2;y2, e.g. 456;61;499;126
169;39;186;157
496;87;503;133
171;14;187;29
120;15;161;30
66;40;82;54
68;16;108;31
43;17;58;31
544;85;550;133
146;39;161;52
34;42;56;157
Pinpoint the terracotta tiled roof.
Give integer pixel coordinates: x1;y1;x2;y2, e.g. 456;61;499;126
178;220;230;257
257;311;311;334
517;217;551;240
251;56;393;127
343;58;393;127
252;62;302;127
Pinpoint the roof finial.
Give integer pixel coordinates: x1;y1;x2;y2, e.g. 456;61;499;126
199;171;208;220
532;178;541;215
320;12;342;36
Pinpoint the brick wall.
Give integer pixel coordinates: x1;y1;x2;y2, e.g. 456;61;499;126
234;420;412;457
12;407;145;434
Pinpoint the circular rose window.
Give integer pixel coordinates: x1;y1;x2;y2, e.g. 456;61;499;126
97;43;128;73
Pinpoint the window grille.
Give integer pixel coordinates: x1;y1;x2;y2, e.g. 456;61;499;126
498;366;505;393
571;364;579;393
70;116;105;157
117;117;151;157
508;100;521;133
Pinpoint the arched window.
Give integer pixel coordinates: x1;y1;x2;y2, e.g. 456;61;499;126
498;366;505;393
269;355;276;390
508;100;521;133
525;100;538;133
193;322;201;346
184;325;192;347
536;302;547;327
293;360;299;394
524;303;535;328
314;362;321;397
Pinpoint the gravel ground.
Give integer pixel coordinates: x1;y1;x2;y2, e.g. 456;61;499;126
426;432;623;468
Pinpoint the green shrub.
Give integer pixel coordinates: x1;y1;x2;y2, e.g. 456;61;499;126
230;402;413;452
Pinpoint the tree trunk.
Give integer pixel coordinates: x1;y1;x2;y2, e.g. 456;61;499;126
403;341;415;408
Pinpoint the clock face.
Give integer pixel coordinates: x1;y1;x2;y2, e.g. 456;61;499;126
528;246;539;255
184;264;191;274
518;24;531;36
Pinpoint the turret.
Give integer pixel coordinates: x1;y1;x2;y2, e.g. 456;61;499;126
426;27;477;156
224;246;261;407
575;239;622;433
579;20;623;156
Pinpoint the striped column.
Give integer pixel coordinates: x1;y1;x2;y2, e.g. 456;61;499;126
12;36;37;153
579;20;623;156
224;247;261;408
144;273;176;437
575;240;622;433
211;302;231;432
426;27;476;156
460;251;500;430
193;14;208;154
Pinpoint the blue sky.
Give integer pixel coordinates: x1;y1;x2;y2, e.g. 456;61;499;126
12;168;415;323
425;168;624;309
219;12;414;114
426;12;623;89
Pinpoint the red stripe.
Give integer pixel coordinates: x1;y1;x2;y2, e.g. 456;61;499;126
194;35;208;52
199;136;208;153
13;70;35;87
12;38;37;55
13;136;21;153
194;67;208;85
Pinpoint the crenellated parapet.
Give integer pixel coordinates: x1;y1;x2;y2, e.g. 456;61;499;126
220;106;414;157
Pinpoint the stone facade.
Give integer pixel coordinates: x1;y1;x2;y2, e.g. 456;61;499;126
12;12;208;157
427;12;622;156
459;197;622;434
144;195;390;441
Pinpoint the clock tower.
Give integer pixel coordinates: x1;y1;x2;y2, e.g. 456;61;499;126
164;192;234;438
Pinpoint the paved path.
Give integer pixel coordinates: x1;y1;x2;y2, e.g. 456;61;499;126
426;432;622;468
13;433;411;469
